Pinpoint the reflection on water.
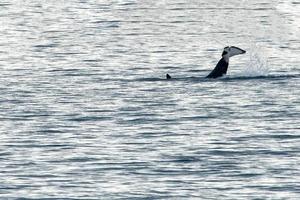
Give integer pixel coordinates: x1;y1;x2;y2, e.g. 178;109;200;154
0;0;299;199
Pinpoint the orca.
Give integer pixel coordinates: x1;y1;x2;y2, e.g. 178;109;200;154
206;46;246;78
166;46;246;79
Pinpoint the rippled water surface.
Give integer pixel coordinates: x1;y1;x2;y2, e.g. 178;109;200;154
0;0;300;199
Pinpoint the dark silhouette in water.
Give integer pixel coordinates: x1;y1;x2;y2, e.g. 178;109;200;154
206;46;246;78
166;46;246;79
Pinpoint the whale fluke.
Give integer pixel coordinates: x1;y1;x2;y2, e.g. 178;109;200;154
206;46;246;78
163;46;246;80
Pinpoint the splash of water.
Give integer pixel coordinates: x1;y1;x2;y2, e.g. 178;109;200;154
238;47;270;77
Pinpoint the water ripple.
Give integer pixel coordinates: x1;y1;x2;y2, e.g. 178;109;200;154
0;0;299;199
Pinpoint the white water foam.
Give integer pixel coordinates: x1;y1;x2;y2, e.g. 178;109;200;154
238;46;270;77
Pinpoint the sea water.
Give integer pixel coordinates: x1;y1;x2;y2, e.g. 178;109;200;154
0;0;299;199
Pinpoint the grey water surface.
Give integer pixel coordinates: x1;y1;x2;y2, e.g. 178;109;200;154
0;0;300;199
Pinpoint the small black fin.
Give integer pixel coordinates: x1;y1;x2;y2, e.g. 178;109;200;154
166;74;172;79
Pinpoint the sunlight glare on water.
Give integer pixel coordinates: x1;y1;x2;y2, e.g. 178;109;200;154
0;0;299;199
